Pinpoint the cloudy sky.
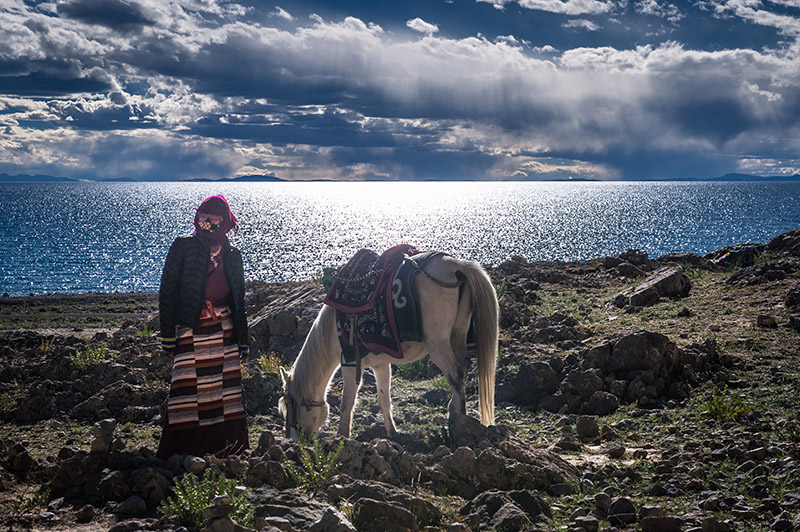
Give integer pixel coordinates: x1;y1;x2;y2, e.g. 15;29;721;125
1;0;799;181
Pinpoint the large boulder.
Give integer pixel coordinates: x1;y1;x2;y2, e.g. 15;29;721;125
613;267;691;308
785;285;800;310
247;282;325;361
328;479;441;529
585;330;682;377
767;229;800;256
459;490;552;532
656;252;715;270
705;242;766;268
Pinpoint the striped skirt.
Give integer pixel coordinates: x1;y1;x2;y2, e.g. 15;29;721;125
156;303;249;459
167;304;246;429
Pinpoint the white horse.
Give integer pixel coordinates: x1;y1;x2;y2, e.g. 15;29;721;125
278;253;499;439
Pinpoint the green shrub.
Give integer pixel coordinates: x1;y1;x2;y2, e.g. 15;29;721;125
286;433;344;489
702;385;752;422
256;352;287;374
158;471;253;528
69;342;111;370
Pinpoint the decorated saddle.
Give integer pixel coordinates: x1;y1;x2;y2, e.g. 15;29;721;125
324;244;438;362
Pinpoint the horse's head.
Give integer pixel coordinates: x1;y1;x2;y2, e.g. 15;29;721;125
278;367;328;439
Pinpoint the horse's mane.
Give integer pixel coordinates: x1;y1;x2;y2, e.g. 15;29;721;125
290;304;338;401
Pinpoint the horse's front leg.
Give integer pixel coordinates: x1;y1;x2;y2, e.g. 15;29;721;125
339;365;361;437
373;363;397;437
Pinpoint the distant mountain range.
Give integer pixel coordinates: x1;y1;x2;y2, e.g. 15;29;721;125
1;172;799;183
0;173;286;183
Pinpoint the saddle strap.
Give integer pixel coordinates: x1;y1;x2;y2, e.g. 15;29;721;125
343;314;363;387
405;253;464;288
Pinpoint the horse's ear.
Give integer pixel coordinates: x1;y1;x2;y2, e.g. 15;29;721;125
279;367;291;388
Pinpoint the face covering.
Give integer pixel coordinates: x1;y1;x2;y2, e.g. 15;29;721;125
193;195;238;243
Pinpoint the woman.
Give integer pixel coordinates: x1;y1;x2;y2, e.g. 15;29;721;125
157;195;250;459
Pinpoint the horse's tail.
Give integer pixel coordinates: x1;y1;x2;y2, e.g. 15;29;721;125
460;260;499;426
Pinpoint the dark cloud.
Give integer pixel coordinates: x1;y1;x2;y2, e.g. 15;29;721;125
58;0;154;31
0;70;112;96
0;1;798;180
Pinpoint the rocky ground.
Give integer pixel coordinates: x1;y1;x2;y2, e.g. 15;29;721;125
1;230;800;532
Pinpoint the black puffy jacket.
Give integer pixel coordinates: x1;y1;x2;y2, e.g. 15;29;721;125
158;235;248;348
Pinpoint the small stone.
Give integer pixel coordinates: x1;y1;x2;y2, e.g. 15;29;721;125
555;437;582;451
576;416;600;439
641;516;682;532
608;497;637;526
58;447;76;460
595;492;612;512
115;495;147;515
203;495;234;519
75;504;96;521
701;517;732;532
257;430;276;452
607;444;626;459
574;515;600;532
183;455;207;474
267;445;286;462
747;447;767;461
639;505;666;519
756;315;778;328
771;517;792;531
201;517;236;532
549;483;577;496
309;507;357;532
90;418;118;453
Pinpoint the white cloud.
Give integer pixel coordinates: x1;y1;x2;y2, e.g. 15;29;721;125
705;0;800;36
635;0;683;22
270;6;293;21
406;17;439;34
562;19;601;31
477;0;616;15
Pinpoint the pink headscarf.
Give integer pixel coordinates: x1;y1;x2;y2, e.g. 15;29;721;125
193;195;239;243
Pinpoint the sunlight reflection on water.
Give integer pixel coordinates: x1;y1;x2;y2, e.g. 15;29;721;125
1;181;799;295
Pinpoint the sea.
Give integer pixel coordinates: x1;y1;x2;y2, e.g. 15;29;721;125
1;180;799;297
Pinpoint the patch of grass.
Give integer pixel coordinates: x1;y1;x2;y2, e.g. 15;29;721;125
286;433;344;489
700;385;753;422
256;352;287;374
424;425;451;449
39;336;55;353
135;324;154;337
429;375;448;390
158;471;254;528
6;485;50;518
393;359;429;381
69;342;111;370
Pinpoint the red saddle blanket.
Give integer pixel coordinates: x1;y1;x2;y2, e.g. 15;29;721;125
324;244;420;359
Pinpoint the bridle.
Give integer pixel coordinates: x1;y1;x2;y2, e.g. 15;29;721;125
283;391;326;439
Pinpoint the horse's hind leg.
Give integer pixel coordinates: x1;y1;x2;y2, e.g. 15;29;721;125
339;365;362;438
428;340;467;432
373;362;397;437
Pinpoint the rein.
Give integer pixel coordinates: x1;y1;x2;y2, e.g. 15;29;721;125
283;391;325;438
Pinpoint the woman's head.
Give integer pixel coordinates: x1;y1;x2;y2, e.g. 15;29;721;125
194;195;238;241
